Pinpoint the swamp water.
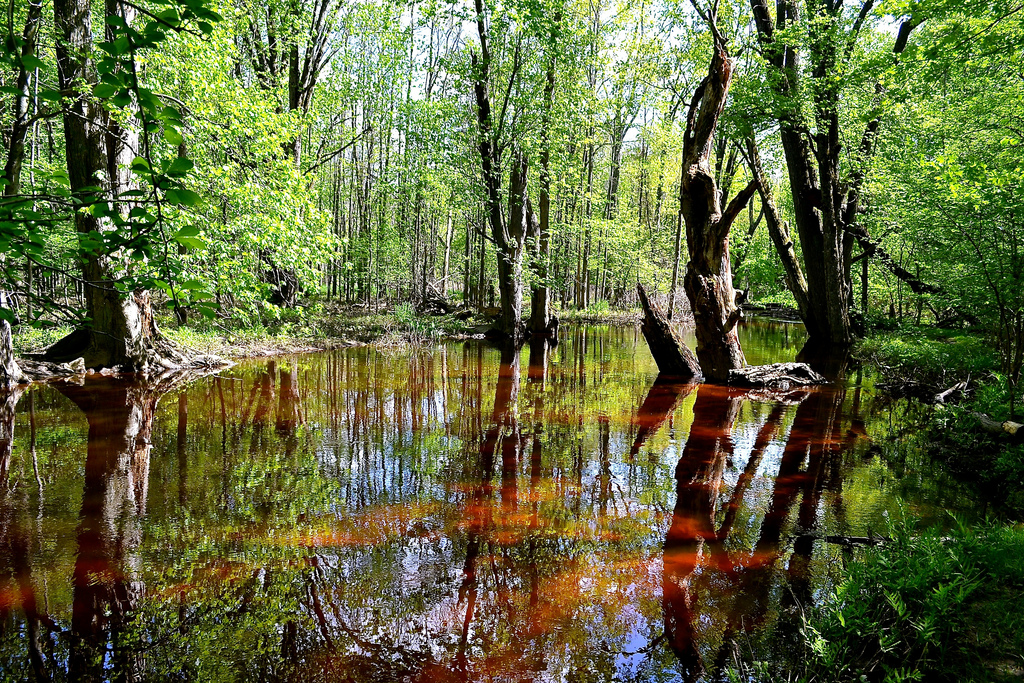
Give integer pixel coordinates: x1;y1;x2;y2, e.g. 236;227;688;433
0;322;964;681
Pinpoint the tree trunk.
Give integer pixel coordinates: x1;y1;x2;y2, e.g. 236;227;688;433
637;284;701;380
51;0;177;372
497;152;528;344
530;29;559;337
60;378;163;681
470;0;525;346
0;321;24;392
744;138;813;326
2;0;43;196
679;37;756;382
749;0;921;347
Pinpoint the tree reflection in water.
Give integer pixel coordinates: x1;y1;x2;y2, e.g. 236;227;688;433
659;358;857;679
0;325;927;682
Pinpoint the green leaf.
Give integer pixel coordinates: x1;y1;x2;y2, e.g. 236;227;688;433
174;236;205;250
130;157;153;173
164;126;183;145
167;157;195;176
175;225;201;238
173;189;202;206
21;54;46;71
93;83;118;98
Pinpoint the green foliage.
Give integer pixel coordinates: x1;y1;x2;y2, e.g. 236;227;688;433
729;516;1024;683
856;328;999;387
803;516;1024;683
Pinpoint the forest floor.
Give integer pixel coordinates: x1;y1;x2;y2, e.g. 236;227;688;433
10;301;652;364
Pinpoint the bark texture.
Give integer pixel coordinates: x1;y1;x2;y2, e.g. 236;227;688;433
470;0;526;346
529;25;559;338
637;284;701;380
52;0;178;372
728;362;825;389
0;321;24;391
679;37;756;381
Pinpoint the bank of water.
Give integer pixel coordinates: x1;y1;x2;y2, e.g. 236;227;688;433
0;322;975;681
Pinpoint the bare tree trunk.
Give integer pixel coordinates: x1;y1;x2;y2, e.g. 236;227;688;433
638;284;701;380
679;35;756;381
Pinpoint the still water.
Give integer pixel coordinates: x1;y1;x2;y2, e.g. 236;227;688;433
0;322;957;681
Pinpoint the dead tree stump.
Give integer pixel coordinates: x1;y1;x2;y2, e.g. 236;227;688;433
637;284;702;381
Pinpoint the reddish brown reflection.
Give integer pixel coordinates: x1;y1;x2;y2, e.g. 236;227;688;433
630;377;697;459
0;387;52;681
58;379;159;681
0;325;934;682
662;375;859;678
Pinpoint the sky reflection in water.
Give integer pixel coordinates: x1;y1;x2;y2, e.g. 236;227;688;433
0;322;951;681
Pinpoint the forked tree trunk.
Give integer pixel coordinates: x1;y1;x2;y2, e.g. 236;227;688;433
471;0;526;346
678;36;757;381
749;0;923;346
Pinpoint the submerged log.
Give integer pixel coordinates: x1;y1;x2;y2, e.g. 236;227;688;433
637;284;701;381
728;362;825;390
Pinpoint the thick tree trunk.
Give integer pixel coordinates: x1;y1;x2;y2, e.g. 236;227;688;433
638;284;701;380
60;378;161;680
749;0;921;347
497;152;528;344
678;38;756;381
52;0;177;372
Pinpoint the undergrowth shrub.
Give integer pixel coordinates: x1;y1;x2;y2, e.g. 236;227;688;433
731;516;1024;683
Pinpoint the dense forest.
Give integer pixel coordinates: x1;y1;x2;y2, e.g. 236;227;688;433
0;0;1021;377
1;0;1024;681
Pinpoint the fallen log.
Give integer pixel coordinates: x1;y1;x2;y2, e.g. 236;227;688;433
637;284;701;380
934;380;969;405
973;412;1023;442
729;362;826;390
